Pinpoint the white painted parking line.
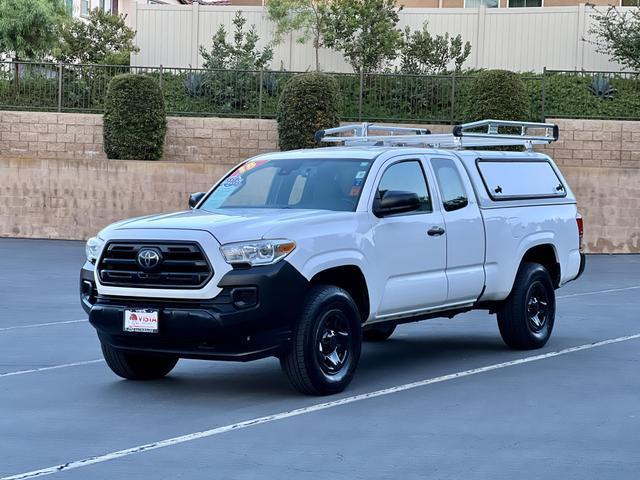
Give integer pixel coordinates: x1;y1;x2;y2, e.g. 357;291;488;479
0;359;103;378
3;332;639;480
0;319;87;332
558;285;640;299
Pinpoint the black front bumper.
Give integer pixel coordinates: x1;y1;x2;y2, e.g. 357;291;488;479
81;261;309;361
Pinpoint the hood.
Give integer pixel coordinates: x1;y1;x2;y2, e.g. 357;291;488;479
105;208;336;244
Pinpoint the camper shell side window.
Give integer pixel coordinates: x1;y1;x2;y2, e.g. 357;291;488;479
476;158;567;201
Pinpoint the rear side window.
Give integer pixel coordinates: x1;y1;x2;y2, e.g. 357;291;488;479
477;159;566;200
432;158;469;212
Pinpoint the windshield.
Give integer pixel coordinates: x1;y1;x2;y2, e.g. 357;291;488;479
199;158;372;212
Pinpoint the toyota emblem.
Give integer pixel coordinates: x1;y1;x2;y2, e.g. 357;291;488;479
137;248;162;269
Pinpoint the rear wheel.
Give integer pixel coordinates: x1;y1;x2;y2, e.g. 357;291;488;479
497;262;555;350
363;324;396;342
280;285;362;395
101;342;178;380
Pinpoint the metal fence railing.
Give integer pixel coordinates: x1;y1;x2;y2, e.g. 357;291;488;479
1;61;638;123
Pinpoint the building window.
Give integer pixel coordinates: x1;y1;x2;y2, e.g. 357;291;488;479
509;0;542;6
100;0;113;13
80;0;90;16
621;0;640;5
464;0;499;7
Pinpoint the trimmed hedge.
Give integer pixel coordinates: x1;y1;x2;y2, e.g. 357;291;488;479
277;73;340;151
103;74;167;160
464;69;530;122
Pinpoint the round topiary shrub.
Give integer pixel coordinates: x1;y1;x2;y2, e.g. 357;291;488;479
277;73;340;151
103;74;167;160
465;70;530;122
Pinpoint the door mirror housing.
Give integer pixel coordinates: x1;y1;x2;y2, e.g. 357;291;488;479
188;192;206;209
373;190;421;217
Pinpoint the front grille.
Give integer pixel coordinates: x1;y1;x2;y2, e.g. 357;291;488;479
97;241;213;289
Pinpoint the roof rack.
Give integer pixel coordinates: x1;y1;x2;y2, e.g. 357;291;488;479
315;119;559;152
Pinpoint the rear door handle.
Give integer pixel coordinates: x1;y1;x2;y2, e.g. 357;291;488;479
427;226;445;237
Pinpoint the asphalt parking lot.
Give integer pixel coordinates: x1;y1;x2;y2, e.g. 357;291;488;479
1;238;639;480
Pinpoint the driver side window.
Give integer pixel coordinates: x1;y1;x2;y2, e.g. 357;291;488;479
376;160;432;213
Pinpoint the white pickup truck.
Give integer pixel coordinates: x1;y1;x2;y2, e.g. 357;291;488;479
80;120;585;395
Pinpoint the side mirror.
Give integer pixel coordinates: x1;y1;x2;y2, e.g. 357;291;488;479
373;190;421;218
188;192;206;209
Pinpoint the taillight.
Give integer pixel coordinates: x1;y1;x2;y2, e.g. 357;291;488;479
576;213;584;245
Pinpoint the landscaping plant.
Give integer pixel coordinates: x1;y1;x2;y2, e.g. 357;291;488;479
464;69;530;122
103;74;167;160
0;0;66;88
399;22;471;75
322;0;403;74
55;8;139;65
199;11;273;113
588;6;640;72
266;0;330;72
277;72;340;150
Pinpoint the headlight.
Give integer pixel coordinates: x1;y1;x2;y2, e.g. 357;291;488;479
85;237;105;263
220;239;296;266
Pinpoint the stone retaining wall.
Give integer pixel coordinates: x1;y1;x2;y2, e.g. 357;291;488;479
0;111;638;252
0;111;278;165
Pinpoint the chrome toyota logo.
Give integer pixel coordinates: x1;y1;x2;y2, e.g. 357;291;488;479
137;248;162;269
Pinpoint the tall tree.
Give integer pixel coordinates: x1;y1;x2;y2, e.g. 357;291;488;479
322;0;403;74
0;0;66;61
266;0;329;72
55;8;139;65
588;6;640;71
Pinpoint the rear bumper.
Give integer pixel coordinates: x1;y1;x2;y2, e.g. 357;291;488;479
576;252;586;280
82;261;309;361
563;252;586;286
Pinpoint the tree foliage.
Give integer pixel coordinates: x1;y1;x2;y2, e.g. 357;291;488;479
266;0;329;72
0;0;66;60
588;6;640;71
277;73;340;151
198;12;274;113
103;74;167;160
400;23;471;75
322;0;403;73
200;11;273;70
55;8;138;65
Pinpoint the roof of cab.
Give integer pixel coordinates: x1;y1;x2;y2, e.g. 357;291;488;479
257;146;551;162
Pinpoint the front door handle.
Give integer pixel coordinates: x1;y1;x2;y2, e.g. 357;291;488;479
427;226;445;237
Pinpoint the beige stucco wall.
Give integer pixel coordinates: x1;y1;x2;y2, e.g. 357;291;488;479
0;111;638;253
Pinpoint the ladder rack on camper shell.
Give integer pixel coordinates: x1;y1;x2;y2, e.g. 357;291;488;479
314;119;559;152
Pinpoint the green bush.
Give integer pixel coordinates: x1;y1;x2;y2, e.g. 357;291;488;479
464;69;530;122
277;73;340;151
543;73;640;120
103;74;167;160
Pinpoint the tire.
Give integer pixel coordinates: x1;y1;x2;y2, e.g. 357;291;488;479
101;342;178;380
497;262;556;350
363;324;396;342
280;285;362;395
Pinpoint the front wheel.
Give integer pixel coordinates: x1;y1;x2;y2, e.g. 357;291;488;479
280;285;362;395
101;342;178;380
497;262;556;350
